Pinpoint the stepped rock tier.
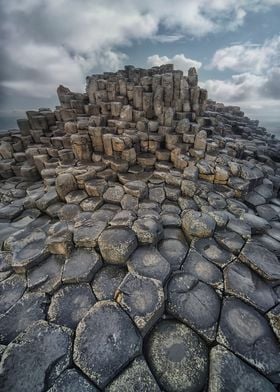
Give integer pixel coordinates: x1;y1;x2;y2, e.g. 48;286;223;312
0;64;280;391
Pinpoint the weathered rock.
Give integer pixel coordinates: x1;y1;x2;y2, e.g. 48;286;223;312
48;284;96;329
239;240;280;280
267;304;280;342
0;320;73;392
192;237;234;268
65;190;88;205
98;227;137;264
0;292;48;344
47;369;99;392
167;272;221;341
80;197;103;212
55;173;77;201
158;238;188;271
209;345;277;392
214;229;245;255
46;222;73;256
73;301;142;388
182;209;216;239
110;209;136;227
217;297;280;383
103;185;124;204
0;274;26;314
124;181;147;199
146;320;208;392
91;265;127;300
105;356;160;392
63;248;102;283
73;215;107;248
132;218;163;244
116;272;164;336
241;213;271;234
127;246;170;283
224;261;277;312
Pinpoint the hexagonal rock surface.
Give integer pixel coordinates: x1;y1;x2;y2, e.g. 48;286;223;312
127;246;171;283
214;229;245;255
98;227;137;264
158;239;189;271
27;255;64;294
217;297;280;383
0;292;48;344
115;272;164;336
182;248;223;290
145;320;208;392
267;304;280;341
167;272;221;342
209;345;277;392
91;265;127;301
224;261;277;312
105;356;160;392
11;229;49;273
0;274;26;314
73;301;142;389
47;369;99;392
103;185;124;205
192;237;234;268
73;220;107;248
0;320;73;392
132;218;163;245
239;240;280;280
48;284;96;329
124;181;147;199
182;210;216;239
62;248;102;283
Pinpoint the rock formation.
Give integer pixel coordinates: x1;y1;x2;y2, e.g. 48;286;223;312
0;64;280;391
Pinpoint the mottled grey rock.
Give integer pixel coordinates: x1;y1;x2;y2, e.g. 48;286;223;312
267;304;280;342
208;192;227;209
91;265;127;301
160;212;181;227
46;222;73;256
110;210;137;227
127;246;170;283
182;248;223;290
80;197;103;212
73;301;142;388
103;185;124;204
132;218;163;244
227;198;248;216
0;274;26;314
124;181;147;199
245;191;266;207
217;297;280;383
98;227;137;264
116;272;164;336
256;204;278;221
214;229;245;255
149;186;166;204
167;272;221;341
158;238;188;271
36;190;59;211
209;345;277;392
73;216;107;248
48;369;99;392
182;210;216;239
63;248;102;283
224;261;277;312
105;356;160;392
0;320;73;392
27;255;64;294
193;238;234;268
0;292;48;344
146;320;208;392
55;173;77;202
227;218;251;239
48;284;96;329
241;213;271;234
0;204;22;221
239;241;280;280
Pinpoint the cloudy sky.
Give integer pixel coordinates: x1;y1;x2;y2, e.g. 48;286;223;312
0;0;280;133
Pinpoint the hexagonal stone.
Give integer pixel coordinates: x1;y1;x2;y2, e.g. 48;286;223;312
132;218;163;244
242;213;271;234
27;255;64;294
116;272;164;336
73;301;142;388
182;210;216;239
47;369;99;392
0;292;48;344
217;297;280;383
146;320;208;392
58;204;81;221
98;227;137;265
11;229;49;273
158;239;188;271
254;234;280;257
149;186;166;204
91;265;127;301
0;274;26;314
63;248;102;283
73;220;107;248
80;197;103;212
103;185;124;204
167;272;221;342
224;261;277;312
110;210;137;227
0;204;23;221
160;212;181;227
267;304;280;342
239;241;280;280
209;345;277;392
192;238;234;268
0;320;73;392
124;181;147;199
48;284;96;329
256;204;278;221
182;248;223;290
127;246;170;283
214;229;245;255
105;356;160;392
227;218;251;239
65;190;88;204
227;198;248;216
46;222;73;256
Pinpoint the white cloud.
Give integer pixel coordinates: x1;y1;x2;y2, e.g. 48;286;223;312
147;54;202;74
209;35;280;73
